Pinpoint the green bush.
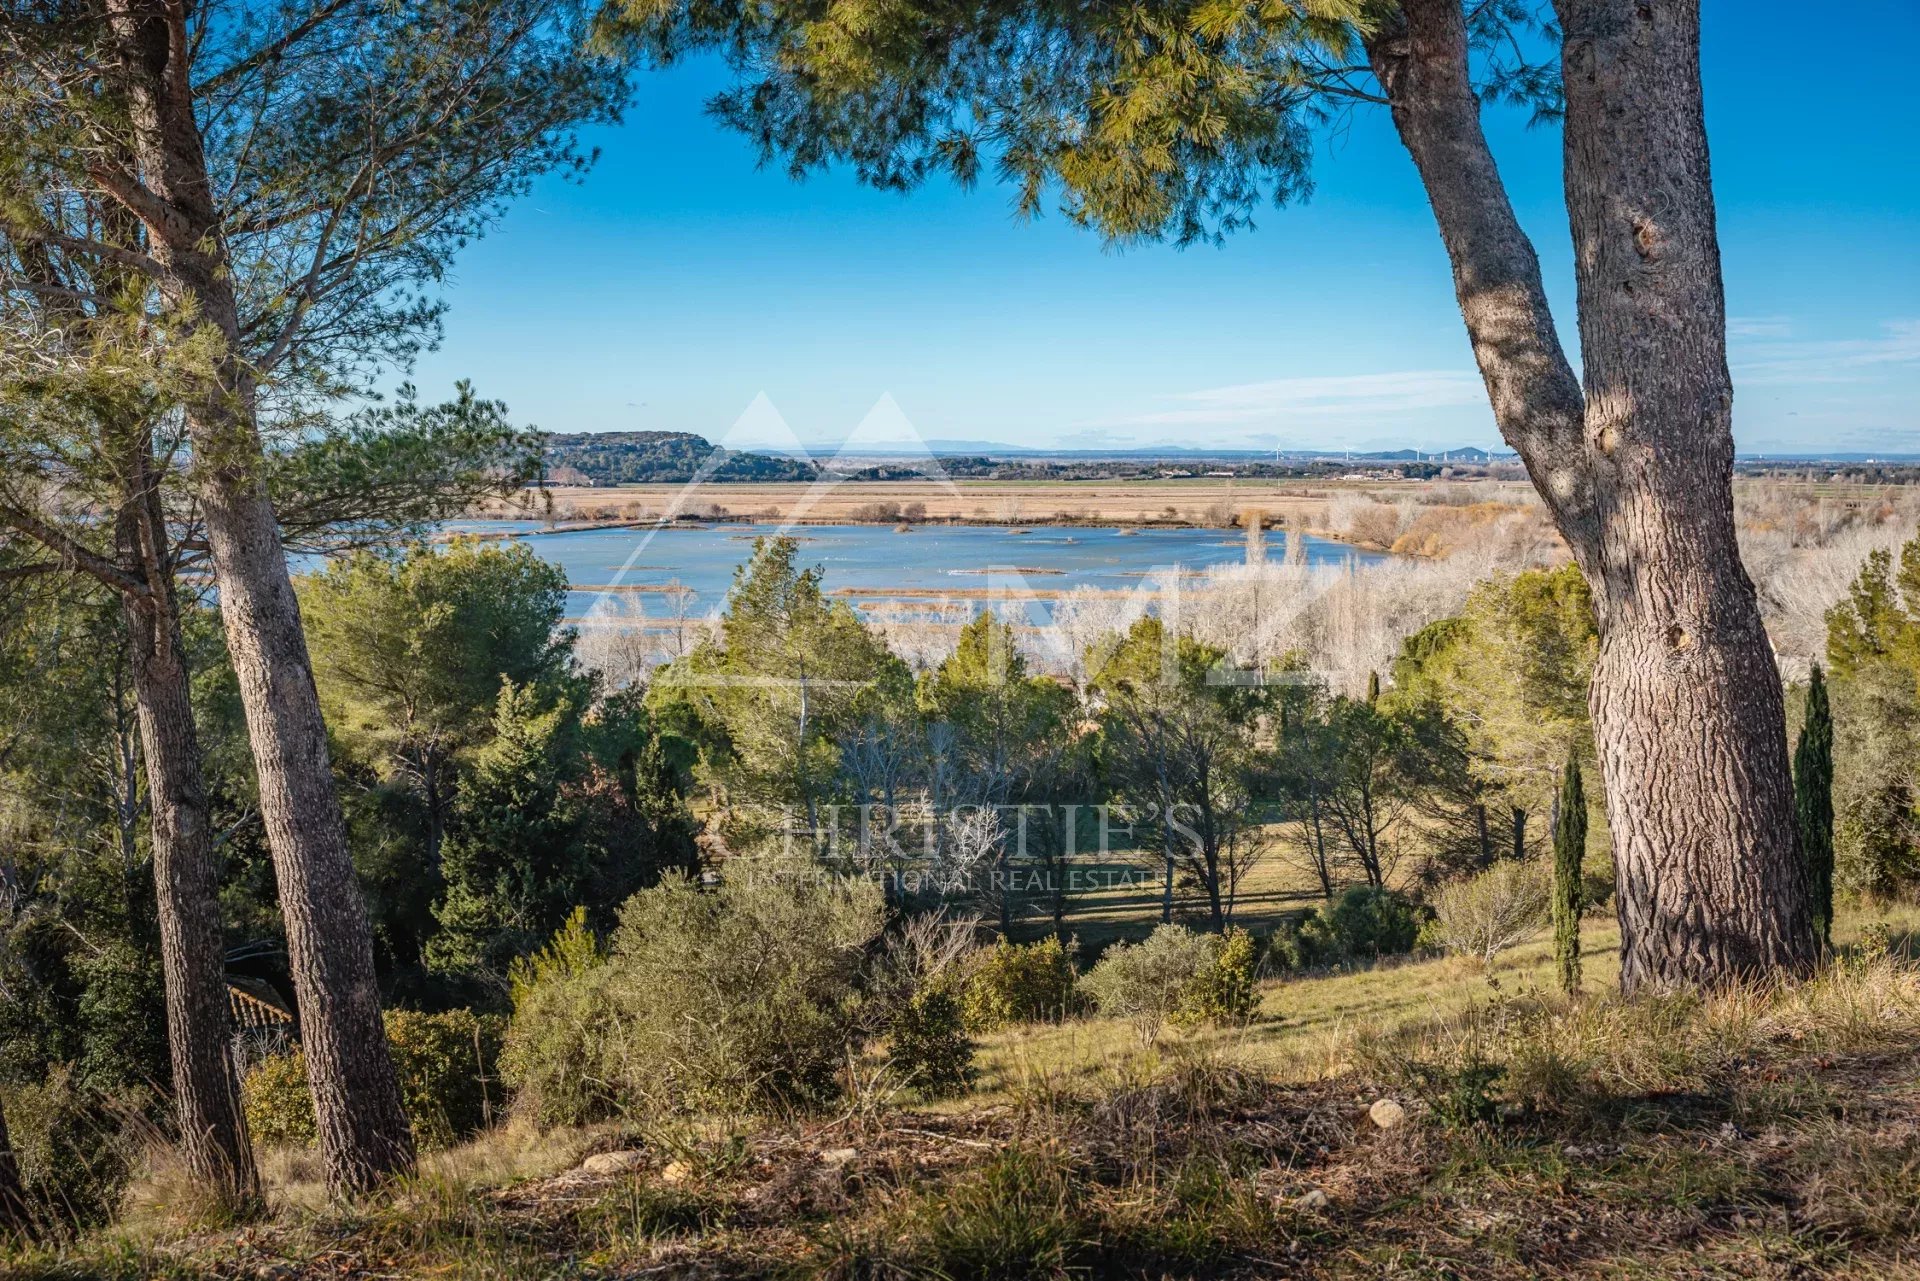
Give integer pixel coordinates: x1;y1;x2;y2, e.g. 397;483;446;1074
960;937;1079;1032
503;868;886;1120
71;940;169;1096
385;1008;505;1147
1287;887;1428;968
0;1067;144;1231
242;1009;503;1151
1174;928;1260;1028
500;908;621;1127
887;983;976;1099
1080;926;1255;1043
240;1050;316;1148
1428;861;1551;967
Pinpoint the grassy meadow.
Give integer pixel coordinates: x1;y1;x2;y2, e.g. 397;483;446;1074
10;902;1919;1280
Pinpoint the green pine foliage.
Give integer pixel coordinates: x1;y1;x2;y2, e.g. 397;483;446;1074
297;540;700;992
920;614;1075;799
429;683;700;983
1090;616;1272;929
1390;564;1598;865
600;0;1375;246
428;684;587;978
301;538;579;786
647;536;906;848
0;594;175;1098
1553;755;1588;994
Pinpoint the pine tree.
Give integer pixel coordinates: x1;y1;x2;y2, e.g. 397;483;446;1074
1794;664;1836;951
1552;754;1587;995
429;684;581;979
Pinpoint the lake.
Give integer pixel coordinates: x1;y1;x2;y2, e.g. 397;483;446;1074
441;521;1385;623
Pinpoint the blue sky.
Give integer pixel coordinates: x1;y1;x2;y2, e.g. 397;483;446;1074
407;2;1920;456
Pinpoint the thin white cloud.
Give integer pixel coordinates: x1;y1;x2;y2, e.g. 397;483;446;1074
1091;369;1488;429
1728;315;1793;339
1733;319;1920;386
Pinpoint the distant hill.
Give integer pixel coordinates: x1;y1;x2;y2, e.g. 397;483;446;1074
542;431;817;485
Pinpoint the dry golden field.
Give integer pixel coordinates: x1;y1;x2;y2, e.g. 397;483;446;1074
487;474;1906;530
486;476;1539;530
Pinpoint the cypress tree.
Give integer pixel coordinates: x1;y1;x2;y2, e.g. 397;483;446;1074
1794;664;1836;951
1365;670;1381;705
1552;754;1587;995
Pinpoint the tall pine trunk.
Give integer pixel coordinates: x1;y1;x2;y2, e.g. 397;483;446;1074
117;451;260;1208
1557;0;1811;985
10;187;260;1202
105;0;414;1192
1368;0;1814;990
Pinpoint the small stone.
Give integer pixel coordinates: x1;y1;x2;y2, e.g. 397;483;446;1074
819;1147;858;1168
659;1159;692;1184
1368;1098;1407;1130
580;1150;647;1176
1294;1188;1329;1213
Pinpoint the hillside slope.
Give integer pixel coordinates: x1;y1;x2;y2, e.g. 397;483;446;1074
542;431;817;485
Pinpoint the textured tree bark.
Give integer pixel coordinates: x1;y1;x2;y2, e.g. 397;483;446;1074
1556;0;1812;986
105;0;415;1191
1368;0;1814;988
118;452;260;1209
